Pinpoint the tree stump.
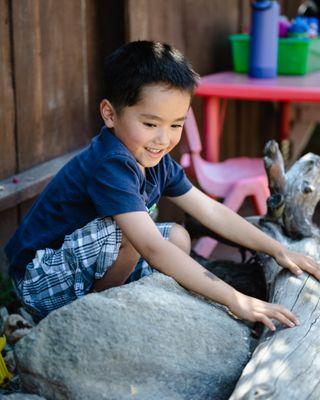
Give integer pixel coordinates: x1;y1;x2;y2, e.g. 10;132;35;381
230;141;320;400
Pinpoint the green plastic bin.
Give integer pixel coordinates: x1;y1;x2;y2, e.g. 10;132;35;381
229;34;320;75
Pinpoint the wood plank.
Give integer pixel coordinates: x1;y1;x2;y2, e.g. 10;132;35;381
127;0;238;72
0;148;82;212
19;197;37;221
281;0;301;17
0;0;16;179
238;0;250;33
0;0;19;251
289;103;320;162
126;0;185;51
183;0;239;75
0;208;18;277
12;0;90;172
0;208;18;248
220;100;239;160
237;100;279;158
85;0;125;134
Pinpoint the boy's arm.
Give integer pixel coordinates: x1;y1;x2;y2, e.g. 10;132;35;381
168;186;320;280
114;211;299;331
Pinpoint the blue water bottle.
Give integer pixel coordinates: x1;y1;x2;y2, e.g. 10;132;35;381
249;0;280;78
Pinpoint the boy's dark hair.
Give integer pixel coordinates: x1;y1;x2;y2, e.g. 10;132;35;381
103;41;200;113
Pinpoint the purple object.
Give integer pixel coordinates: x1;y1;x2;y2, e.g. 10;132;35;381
249;0;280;78
279;16;291;37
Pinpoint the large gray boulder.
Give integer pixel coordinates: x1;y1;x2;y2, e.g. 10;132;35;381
0;395;46;399
14;273;253;400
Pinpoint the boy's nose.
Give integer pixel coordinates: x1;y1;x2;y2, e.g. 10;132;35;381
155;128;170;147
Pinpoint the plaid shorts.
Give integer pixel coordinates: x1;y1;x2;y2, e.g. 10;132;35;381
13;218;173;317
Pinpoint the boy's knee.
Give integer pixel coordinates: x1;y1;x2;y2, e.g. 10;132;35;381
169;223;191;255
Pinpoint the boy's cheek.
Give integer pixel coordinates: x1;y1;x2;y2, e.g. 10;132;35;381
170;135;182;150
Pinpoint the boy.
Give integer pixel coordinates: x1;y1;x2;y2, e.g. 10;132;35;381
5;41;320;330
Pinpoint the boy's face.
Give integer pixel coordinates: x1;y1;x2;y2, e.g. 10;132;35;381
101;84;191;170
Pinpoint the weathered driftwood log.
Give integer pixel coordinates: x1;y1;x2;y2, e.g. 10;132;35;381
230;141;320;400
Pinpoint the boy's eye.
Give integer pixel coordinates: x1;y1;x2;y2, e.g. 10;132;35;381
171;124;183;129
143;122;156;128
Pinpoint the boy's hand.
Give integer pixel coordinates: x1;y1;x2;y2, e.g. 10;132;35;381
228;292;300;331
274;248;320;281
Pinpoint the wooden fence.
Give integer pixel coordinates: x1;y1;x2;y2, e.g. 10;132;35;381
0;0;302;245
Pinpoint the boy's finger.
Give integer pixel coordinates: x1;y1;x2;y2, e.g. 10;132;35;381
273;305;300;326
273;311;296;328
302;262;320;281
288;265;303;276
258;314;276;331
280;256;303;276
284;259;303;276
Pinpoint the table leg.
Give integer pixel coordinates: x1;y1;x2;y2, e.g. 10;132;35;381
280;101;291;163
203;97;221;162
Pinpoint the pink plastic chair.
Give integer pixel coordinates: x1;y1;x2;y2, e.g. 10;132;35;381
180;108;269;258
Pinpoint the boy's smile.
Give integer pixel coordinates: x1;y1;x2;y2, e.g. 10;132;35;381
101;84;191;171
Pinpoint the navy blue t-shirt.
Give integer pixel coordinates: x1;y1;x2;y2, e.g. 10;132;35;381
5;127;192;280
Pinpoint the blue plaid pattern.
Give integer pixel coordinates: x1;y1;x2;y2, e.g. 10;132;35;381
13;218;173;317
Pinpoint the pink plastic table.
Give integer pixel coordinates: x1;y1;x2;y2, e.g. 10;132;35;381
195;71;320;162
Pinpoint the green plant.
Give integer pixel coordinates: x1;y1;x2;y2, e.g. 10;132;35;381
0;273;16;310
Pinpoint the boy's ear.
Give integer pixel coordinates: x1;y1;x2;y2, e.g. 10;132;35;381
100;99;116;128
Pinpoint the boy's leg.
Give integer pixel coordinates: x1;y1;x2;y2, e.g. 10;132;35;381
93;222;191;291
15;219;191;316
92;233;140;292
168;223;191;254
15;217;123;317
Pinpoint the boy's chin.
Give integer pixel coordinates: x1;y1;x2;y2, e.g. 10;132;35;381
138;157;163;169
147;159;163;168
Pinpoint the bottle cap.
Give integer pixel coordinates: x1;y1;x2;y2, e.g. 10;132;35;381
252;1;274;11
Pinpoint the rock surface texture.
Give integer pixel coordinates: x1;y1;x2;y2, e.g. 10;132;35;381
14;273;252;400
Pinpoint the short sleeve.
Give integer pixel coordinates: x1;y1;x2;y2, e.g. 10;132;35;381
162;156;193;197
87;155;146;217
